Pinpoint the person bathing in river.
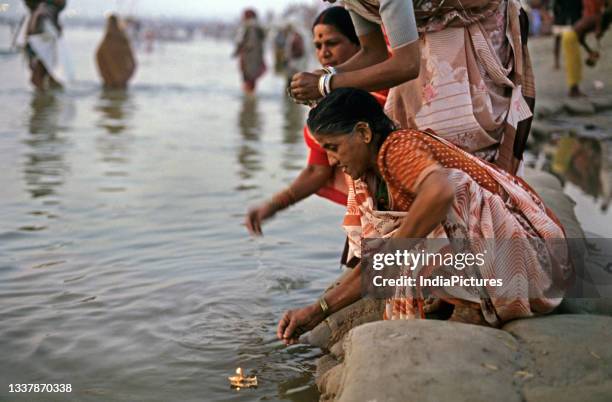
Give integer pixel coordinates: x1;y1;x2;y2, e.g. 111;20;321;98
289;0;535;175
233;9;267;94
277;88;572;344
96;14;137;89
21;0;70;90
245;6;387;236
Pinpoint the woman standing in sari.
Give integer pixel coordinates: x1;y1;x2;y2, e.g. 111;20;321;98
22;0;69;90
289;0;535;174
277;89;572;344
233;9;267;94
96;14;137;89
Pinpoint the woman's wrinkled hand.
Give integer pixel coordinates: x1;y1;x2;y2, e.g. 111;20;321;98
277;304;325;345
244;202;277;236
289;71;324;101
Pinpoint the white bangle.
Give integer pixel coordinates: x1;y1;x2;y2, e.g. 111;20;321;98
318;74;327;97
324;73;333;95
323;65;337;75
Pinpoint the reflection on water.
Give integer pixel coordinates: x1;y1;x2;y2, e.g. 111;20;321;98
94;89;133;192
281;97;306;172
95;88;134;135
529;120;612;214
282;97;303;145
553;136;603;196
236;95;262;188
24;91;73;201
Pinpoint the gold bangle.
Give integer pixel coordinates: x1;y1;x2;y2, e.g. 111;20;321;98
318;297;330;316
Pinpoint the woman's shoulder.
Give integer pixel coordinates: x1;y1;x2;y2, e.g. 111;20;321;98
378;129;428;165
381;129;425;150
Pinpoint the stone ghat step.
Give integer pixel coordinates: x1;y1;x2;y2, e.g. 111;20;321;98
319;316;612;402
535;95;612;118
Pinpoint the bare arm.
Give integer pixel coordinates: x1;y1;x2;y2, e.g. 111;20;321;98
245;164;334;235
334;0;421;84
574;15;598;54
332;34;420;92
277;170;454;343
277;263;363;344
290;30;420;99
333;28;390;72
392;170;455;239
287;164;335;201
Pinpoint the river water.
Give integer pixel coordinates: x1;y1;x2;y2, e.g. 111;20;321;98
0;26;345;402
1;25;611;402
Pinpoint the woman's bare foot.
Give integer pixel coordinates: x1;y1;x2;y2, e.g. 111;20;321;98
449;304;489;326
423;297;443;314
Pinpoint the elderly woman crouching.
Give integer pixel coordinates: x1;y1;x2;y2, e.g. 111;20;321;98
277;88;572;345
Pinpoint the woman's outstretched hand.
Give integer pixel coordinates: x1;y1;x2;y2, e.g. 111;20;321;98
289;71;323;101
277;304;325;345
245;202;277;236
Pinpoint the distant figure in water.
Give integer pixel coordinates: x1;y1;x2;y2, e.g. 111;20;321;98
22;0;71;90
233;9;266;94
96;14;137;89
273;27;288;73
283;24;306;86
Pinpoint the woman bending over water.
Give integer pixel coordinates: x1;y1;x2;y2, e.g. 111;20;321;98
277;88;572;344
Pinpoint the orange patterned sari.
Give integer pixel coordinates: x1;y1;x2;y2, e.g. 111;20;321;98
343;129;573;324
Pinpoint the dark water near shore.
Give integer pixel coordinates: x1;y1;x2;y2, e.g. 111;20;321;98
1;26;612;402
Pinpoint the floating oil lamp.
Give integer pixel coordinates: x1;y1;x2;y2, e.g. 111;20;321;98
228;367;258;389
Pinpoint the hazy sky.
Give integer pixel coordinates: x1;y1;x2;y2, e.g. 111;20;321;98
2;0;320;20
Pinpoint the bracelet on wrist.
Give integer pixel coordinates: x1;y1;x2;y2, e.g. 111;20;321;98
324;74;333;96
318;296;330;317
318;71;336;98
322;65;337;75
318;74;327;97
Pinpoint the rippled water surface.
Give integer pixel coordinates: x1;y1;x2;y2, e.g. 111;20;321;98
2;25;612;402
0;27;345;402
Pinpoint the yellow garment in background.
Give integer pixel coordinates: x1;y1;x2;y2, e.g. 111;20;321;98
562;30;581;87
